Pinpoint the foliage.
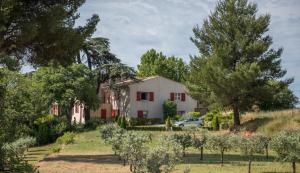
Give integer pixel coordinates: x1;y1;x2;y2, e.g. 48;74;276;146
163;101;177;120
56;132;76;145
32;64;99;121
117;116;122;126
233;134;266;173
270;129;300;173
259;81;298;111
0;0;99;68
191;128;208;160
110;128;126;156
188;112;201;118
165;116;172;131
1;137;36;172
207;134;232;165
100;124;119;143
144;136;183;173
188;0;293;128
120;116;127;129
137;49;188;82
170;133;193;156
212;115;220;131
84;118;104;130
119;132;150;172
51;145;61;153
127;117;162;126
34;115;71;145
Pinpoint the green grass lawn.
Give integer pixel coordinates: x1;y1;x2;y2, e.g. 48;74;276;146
28;128;299;173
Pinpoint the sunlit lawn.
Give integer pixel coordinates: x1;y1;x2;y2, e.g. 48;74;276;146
27;129;299;173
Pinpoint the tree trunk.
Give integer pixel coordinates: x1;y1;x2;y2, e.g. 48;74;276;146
77;53;81;64
200;147;203;160
233;105;240;128
292;161;296;173
123;159;126;166
84;106;90;121
265;146;268;160
130;164;132;172
221;150;224;166
248;159;252;173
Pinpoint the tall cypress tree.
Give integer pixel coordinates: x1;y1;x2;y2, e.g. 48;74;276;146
188;0;291;127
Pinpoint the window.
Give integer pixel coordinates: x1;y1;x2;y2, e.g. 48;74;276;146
175;93;181;101
170;92;186;102
141;92;148;100
137;92;154;101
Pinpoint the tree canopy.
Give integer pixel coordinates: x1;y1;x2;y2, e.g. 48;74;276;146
187;0;296;127
137;49;188;82
0;0;99;69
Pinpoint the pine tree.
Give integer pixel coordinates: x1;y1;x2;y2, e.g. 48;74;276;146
188;0;291;127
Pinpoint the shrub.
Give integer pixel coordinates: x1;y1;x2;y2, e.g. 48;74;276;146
120;116;127;129
84;118;104;130
1;137;36;172
110;128;126;156
127;126;182;131
188;112;201;118
163;100;177;120
56;132;75;145
100;124;119;143
51;145;61;153
165;116;172;131
53;117;69;136
117;115;122;126
212;115;219;130
270;129;300;173
34;114;71;145
127;117;162;126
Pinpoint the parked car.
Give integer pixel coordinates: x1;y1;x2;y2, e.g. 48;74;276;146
173;117;204;127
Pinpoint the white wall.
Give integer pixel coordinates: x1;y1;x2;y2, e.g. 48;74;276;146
128;76;197;119
71;103;85;124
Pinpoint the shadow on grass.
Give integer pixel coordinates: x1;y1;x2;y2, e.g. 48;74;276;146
40;153;275;166
182;153;276;165
42;154;123;165
240;117;272;132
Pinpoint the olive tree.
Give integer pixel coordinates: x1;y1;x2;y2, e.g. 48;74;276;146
119;132;150;173
235;135;265;173
144;136;183;173
170;133;193;156
270;130;300;173
255;134;270;159
99;124;119;143
207;134;232;166
110;128;126;157
183;126;208;160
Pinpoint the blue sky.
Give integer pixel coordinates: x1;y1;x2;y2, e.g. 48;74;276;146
77;0;300;100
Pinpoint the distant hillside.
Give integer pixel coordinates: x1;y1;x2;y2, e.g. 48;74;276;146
240;109;300;136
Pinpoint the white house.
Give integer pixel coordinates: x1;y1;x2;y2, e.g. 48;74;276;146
84;76;199;122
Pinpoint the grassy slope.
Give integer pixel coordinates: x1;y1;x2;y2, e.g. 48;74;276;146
241;109;300;136
27;109;300;173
